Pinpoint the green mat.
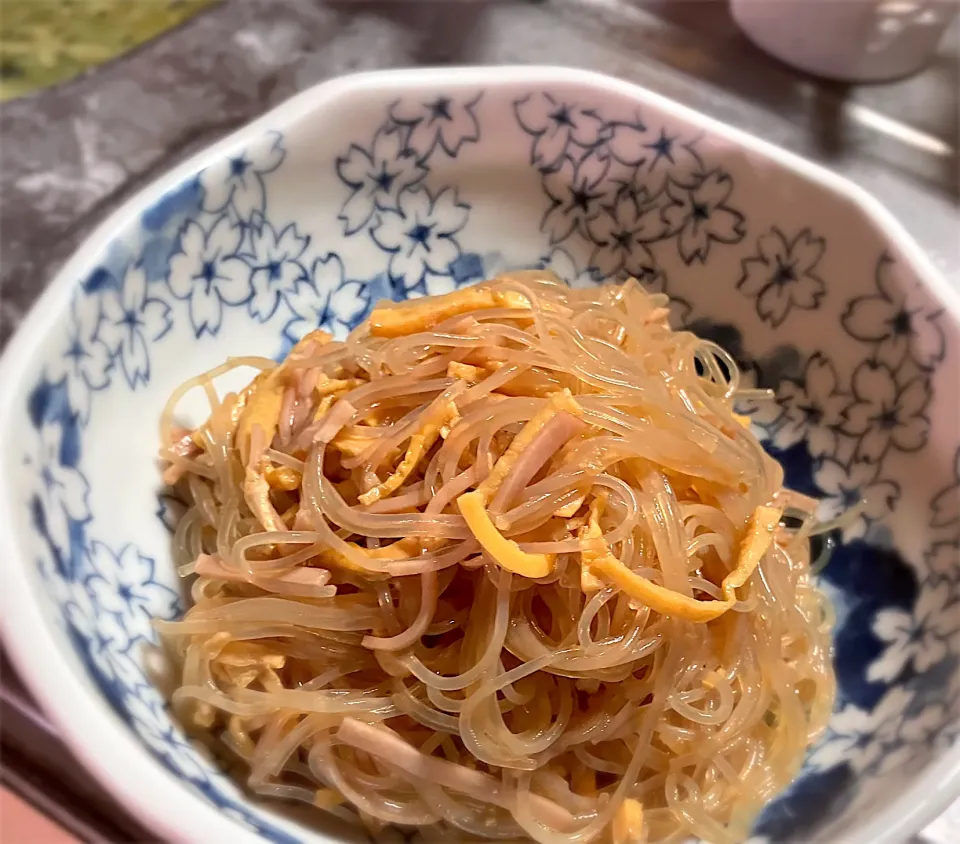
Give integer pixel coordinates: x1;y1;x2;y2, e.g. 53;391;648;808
0;0;217;101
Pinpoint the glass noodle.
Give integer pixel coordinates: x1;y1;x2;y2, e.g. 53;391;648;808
157;272;835;844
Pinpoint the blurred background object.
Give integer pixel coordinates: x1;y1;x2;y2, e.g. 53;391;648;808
731;0;959;83
0;0;217;101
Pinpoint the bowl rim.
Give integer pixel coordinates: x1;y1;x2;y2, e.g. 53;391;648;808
1;65;958;844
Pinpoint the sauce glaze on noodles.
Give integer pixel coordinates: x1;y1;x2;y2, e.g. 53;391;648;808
158;273;835;844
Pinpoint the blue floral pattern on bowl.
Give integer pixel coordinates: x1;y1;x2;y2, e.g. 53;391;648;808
5;70;959;844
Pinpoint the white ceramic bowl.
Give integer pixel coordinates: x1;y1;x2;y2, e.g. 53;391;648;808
1;67;959;844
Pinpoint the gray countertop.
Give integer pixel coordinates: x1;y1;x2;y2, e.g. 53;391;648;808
0;0;958;840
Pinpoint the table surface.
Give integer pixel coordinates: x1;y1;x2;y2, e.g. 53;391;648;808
1;0;958;840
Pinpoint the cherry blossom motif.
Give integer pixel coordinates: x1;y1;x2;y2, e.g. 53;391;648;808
925;541;960;581
604;124;705;194
155;491;186;535
514;93;606;168
594;119;648;166
125;691;210;783
198;130;284;221
336;124;427;235
371;186;468;287
899;702;949;746
167;215;251;337
448;252;486;289
27;422;90;556
83;542;180;643
773;353;848;457
420;273;458;298
867;582;960;682
98;265;171;389
219;809;262;836
841;361;931;462
841;253;946;372
934;671;960;753
807;686;913;774
586;192;665;282
284;255;371;343
539;247;599;289
37;555;72;608
930;448;960;529
49;293;112;424
389;93;482;158
540;152;612;245
813;457;900;541
661;170;745;264
244;220;310;322
737;227;827;327
217;806;300;843
64;582;141;692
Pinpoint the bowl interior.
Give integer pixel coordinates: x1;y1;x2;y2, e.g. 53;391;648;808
3;68;959;844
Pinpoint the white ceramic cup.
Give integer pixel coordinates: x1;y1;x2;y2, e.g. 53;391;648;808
730;0;959;83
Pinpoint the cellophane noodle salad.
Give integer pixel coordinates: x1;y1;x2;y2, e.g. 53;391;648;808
158;273;836;844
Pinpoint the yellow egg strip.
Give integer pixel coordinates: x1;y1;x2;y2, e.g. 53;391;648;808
730;505;782;592
612;799;644;844
577;495;606;593
584;505;782;623
454;391;585;579
236;329;341;464
330;428;380;459
236;371;284;466
447;361;486;383
358;400;459;506
475;390;583;504
314;377;362;398
287;329;334;361
458;491;554;578
243;466;287;533
265;465;301;491
369;286;530;338
316;537;427;578
313;788;345;810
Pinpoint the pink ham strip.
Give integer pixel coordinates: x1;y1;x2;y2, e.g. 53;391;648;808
488;412;588;513
278;385;298;447
316;400;357;444
161;427;203;484
193;553;331;588
425;467;477;516
336;718;577;831
299;367;321;399
169;426;201;458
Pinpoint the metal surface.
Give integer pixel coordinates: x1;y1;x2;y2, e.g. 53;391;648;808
1;0;957;840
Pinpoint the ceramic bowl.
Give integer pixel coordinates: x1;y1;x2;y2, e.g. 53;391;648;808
1;67;958;844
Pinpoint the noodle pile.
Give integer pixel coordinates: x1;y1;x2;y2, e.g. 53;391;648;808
158;273;835;844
